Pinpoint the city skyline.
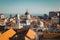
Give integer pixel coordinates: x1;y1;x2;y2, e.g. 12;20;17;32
0;0;60;15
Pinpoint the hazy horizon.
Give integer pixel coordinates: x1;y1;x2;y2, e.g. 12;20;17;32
0;0;60;15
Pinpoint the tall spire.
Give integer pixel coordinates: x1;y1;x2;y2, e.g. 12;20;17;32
25;9;29;15
26;9;28;12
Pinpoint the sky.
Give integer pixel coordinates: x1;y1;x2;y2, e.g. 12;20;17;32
0;0;60;15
